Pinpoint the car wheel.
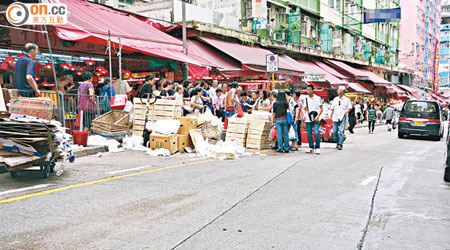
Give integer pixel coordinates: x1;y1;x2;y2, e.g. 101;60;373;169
445;167;450;182
398;132;405;139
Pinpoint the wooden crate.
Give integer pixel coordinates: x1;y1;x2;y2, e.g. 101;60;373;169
132;98;181;136
246;120;271;150
246;136;270;150
225;118;249;147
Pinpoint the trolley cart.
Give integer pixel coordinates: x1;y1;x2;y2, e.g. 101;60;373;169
0;122;58;179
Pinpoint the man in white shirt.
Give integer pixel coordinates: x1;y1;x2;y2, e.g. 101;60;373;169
208;79;218;99
330;86;353;150
302;85;323;154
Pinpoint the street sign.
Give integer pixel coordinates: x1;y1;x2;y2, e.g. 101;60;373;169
266;54;278;72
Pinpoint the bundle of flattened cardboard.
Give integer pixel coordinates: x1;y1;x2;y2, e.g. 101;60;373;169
0;96;58;169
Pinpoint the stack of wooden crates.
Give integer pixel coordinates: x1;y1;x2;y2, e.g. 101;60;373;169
132;99;182;136
246;119;271;150
225;117;271;150
225;118;249;147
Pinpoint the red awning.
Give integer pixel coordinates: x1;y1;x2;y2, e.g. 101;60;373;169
313;61;350;80
396;84;423;99
348;82;371;93
307;81;330;89
198;36;304;75
325;60;368;79
385;84;407;97
296;60;324;74
52;0;202;65
186;40;239;70
359;69;391;85
326;60;391;85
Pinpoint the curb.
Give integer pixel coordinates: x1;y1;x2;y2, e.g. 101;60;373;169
73;146;108;158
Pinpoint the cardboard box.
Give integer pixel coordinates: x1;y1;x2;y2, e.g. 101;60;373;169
177;134;193;152
9;97;53;120
177;117;198;135
150;133;178;154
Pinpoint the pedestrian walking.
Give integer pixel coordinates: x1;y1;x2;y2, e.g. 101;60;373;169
330;86;352;150
383;105;395;131
13;43;40;97
355;101;362;124
348;101;356;134
293;91;303;148
272;91;290;153
367;104;377;134
302;85;323;154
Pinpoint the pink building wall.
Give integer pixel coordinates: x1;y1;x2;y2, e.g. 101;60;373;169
399;0;441;86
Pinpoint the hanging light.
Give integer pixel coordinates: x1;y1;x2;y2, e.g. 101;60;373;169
85;59;95;66
4;56;16;64
140;73;148;77
96;72;102;76
44;62;53;69
96;65;106;72
128;76;135;80
125;70;131;76
69;65;78;71
76;71;83;76
41;81;55;87
60;62;70;69
34;76;41;81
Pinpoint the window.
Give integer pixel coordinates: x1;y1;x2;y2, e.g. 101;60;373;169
118;0;132;4
301;22;307;36
336;0;341;11
328;0;334;7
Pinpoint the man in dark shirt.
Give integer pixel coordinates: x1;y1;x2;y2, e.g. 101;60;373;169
13;43;40;97
138;74;155;98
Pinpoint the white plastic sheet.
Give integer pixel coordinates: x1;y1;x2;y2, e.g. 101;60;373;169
122;135;148;151
146;120;180;135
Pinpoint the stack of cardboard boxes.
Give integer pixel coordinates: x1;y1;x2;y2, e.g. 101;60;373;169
149;117;198;154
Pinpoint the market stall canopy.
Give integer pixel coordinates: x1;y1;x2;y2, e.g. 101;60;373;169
198;36;304;76
325;60;369;80
385;84;407;98
186;40;240;71
51;0;203;65
296;60;326;82
326;60;392;85
307;81;330;89
396;84;423;99
313;61;351;81
359;69;391;85
347;82;371;93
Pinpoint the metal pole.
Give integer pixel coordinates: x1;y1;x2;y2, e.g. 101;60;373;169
43;24;61;121
181;0;189;81
118;37;122;82
182;0;187;55
108;31;113;88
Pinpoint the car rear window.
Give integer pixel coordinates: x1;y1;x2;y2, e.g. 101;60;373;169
402;101;440;118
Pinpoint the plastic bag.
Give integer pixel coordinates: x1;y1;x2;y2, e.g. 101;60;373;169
289;126;296;140
270;126;277;140
236;104;244;118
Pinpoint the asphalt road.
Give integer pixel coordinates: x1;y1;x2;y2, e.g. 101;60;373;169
0;124;449;250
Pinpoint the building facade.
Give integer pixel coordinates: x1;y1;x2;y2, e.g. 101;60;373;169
439;1;450;88
89;0;405;83
399;0;441;88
